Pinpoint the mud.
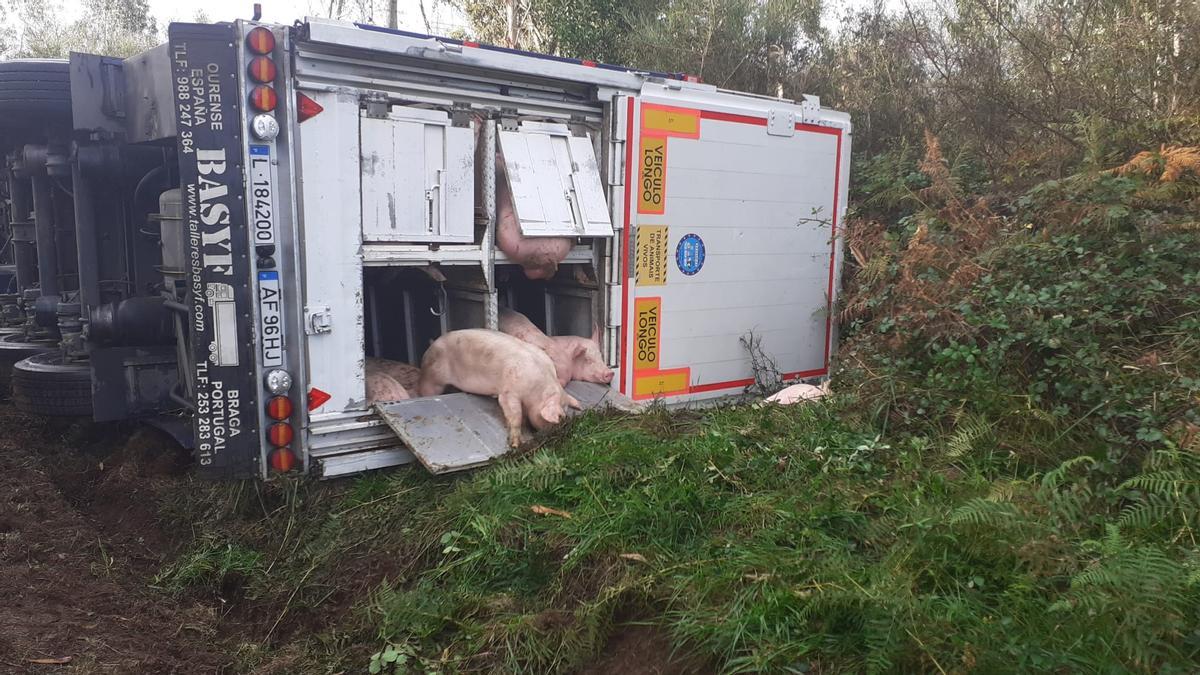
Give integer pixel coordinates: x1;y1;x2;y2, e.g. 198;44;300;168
0;405;230;674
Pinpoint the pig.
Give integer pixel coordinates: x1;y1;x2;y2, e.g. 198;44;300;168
365;357;421;393
495;155;573;280
498;308;614;386
365;371;410;404
765;380;831;405
417;329;582;448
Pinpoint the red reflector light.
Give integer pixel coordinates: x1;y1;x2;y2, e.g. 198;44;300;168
248;56;276;83
581;59;596;67
266;395;293;420
250;85;277;112
296;92;323;123
307;387;331;411
247;27;276;54
268;422;293;447
268;447;297;472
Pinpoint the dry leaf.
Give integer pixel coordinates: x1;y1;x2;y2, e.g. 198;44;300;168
530;505;572;519
28;656;72;665
619;553;648;563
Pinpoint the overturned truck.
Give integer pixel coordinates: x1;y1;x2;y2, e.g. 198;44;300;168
0;19;850;479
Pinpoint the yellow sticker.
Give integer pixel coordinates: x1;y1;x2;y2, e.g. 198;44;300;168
638;136;666;214
636;226;669;286
643;106;700;137
635;370;690;398
634;297;660;371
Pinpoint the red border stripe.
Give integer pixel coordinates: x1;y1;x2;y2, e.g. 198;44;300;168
619;97;635;395
689;368;829;394
620;103;845;396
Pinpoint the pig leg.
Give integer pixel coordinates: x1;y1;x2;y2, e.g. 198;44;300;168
498;390;525;448
564;393;582;410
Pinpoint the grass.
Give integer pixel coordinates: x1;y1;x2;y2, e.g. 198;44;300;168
153;148;1200;673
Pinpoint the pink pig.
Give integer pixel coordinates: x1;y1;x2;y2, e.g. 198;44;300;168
765;381;831;405
498;308;614;386
365;369;410;404
366;357;421;393
495;155;572;280
417;329;582;447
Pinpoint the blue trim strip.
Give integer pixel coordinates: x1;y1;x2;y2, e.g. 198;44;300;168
352;22;686;81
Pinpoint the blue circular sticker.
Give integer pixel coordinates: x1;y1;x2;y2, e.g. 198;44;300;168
675;233;706;276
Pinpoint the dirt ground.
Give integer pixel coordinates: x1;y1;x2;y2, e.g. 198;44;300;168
0;403;235;674
0;401;708;675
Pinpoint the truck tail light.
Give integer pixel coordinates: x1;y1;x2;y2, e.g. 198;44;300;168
266;395;293;420
250;85;277;112
296;92;323;123
268;447;297;472
247;26;276;54
248;56;276;83
268;421;294;447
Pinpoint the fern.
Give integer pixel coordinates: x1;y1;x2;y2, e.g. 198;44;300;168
945;414;994;458
1040;454;1099;490
950;498;1020;527
1118;450;1200;536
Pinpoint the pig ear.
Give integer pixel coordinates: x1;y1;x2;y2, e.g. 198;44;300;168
590;324;601;344
572;341;589;358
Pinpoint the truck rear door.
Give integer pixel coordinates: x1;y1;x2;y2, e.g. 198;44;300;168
618;84;850;402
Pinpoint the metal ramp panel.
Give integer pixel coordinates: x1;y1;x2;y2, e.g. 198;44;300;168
373;382;634;474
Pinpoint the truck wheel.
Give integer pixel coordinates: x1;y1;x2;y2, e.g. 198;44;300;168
0;59;72;125
0;334;55;399
11;351;92;416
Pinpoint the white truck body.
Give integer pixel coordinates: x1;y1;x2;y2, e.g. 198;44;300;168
147;18;849;478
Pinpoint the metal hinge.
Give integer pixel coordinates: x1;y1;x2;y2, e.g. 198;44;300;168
363;92;390;119
799;94;821;125
568;114;589;138
305;305;332;335
498;107;519;132
767;109;795;137
450;102;473;128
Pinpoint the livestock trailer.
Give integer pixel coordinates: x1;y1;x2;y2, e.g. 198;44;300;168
0;18;850;479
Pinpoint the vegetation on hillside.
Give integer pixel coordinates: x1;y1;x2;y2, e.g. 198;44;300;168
152;138;1200;673
4;0;1195;670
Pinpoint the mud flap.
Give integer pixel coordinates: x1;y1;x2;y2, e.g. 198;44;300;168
372;382;635;474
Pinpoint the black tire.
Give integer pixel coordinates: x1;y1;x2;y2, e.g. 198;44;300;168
11;351;93;416
0;333;56;399
0;60;71;126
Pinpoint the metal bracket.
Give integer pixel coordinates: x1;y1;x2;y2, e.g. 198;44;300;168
305;305;332;334
568;114;590;138
449;102;473;128
800;95;821;125
363;93;390;119
499;107;519;132
767;109;796;137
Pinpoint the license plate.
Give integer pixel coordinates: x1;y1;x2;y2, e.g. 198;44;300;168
257;270;283;367
248;144;276;247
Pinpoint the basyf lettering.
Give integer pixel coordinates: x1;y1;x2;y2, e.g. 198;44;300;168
169;22;261;478
196;149;233;276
